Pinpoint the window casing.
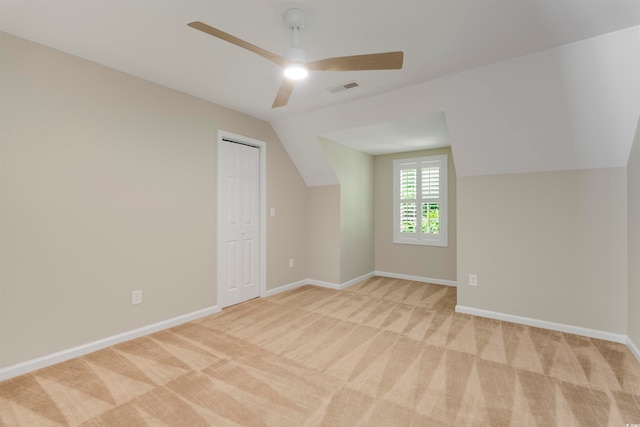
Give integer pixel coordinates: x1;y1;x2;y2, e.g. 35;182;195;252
393;154;448;246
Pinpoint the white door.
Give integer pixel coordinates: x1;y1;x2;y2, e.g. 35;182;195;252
219;139;260;308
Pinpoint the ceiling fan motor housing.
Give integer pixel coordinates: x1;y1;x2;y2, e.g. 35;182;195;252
284;47;306;63
283;8;307;73
283;8;306;30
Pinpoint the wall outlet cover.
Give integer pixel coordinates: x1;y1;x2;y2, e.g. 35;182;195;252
132;290;142;305
469;274;478;287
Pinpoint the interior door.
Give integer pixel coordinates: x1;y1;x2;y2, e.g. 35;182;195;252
219;139;260;308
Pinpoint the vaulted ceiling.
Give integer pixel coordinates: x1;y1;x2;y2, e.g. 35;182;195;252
2;0;640;185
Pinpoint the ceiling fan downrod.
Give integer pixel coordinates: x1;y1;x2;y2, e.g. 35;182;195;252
282;8;308;79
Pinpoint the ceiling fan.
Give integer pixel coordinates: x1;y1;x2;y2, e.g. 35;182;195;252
188;8;403;108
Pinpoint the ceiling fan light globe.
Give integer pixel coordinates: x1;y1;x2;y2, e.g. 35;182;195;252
284;64;308;80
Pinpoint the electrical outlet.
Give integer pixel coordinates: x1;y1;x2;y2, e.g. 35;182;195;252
469;274;478;287
289;258;294;268
132;290;142;305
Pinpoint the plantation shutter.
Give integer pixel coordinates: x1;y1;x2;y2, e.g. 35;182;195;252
393;155;448;246
422;165;440;199
399;167;417;233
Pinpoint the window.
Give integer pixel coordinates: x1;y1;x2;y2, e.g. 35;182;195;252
393;154;448;246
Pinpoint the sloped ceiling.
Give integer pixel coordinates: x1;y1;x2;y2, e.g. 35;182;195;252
274;26;640;184
2;1;640;184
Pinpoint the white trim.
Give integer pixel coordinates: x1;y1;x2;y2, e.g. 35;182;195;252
264;272;376;296
217;130;267;307
263;279;341;297
7;285;634;383
455;305;627;344
307;279;341;290
309;272;376;291
375;270;457;287
627;337;640;363
339;272;375;289
0;306;220;382
263;279;308;297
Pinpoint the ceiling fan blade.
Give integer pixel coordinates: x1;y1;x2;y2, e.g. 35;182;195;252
188;21;288;67
272;79;297;108
308;51;403;71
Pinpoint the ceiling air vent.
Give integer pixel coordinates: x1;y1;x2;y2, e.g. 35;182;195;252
327;81;360;94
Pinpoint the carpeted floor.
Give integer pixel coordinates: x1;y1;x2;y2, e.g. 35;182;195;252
1;276;639;426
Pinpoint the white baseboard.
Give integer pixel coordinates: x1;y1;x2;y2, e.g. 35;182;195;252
455;305;628;344
266;272;377;296
0;305;220;382
308;272;376;290
305;279;340;290
263;279;339;298
267;272;452;297
338;272;376;290
263;279;308;297
628;337;640;363
6;287;636;383
375;271;457;287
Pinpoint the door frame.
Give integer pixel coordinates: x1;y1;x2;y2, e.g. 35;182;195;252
217;130;267;306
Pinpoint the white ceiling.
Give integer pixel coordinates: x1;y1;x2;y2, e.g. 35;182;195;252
321;112;450;155
2;0;640;124
2;0;640;180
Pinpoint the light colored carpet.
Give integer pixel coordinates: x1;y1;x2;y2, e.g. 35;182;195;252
1;276;639;426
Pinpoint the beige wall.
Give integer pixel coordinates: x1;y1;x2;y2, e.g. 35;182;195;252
266;137;309;288
0;33;307;368
306;186;341;284
628;118;640;350
374;147;457;282
457;168;628;334
320;139;374;283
